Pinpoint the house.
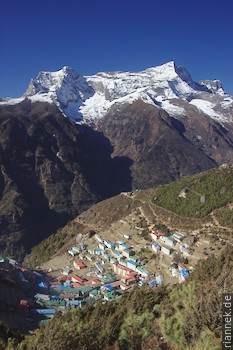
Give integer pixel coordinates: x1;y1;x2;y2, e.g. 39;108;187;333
111;249;121;260
171;267;179;277
101;257;108;264
72;282;83;288
66;300;81;308
68;249;76;257
95;234;103;243
71;275;85;285
50;281;62;288
148;281;156;288
90;289;100;298
57;275;71;282
112;263;133;277
61;268;72;276
183;235;195;248
126;278;137;286
164;236;176;247
127;260;137;271
102;273;116;284
152;231;167;237
104;239;115;249
179;268;189;282
99;243;106;250
136;266;149;279
172;233;184;243
72;246;81;254
150;232;158;241
129;255;138;263
103;285;114;292
34;293;50;301
122;248;135;259
152;243;161;253
86;254;93;262
73;260;86;270
119;258;128;267
104;291;115;301
118;243;130;252
161;245;173;256
85;278;101;286
155;273;163;285
95;263;104;273
180;246;191;257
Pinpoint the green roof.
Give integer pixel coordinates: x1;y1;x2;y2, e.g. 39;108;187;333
90;289;99;296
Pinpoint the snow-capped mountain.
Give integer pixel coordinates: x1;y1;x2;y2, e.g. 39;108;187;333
1;61;232;125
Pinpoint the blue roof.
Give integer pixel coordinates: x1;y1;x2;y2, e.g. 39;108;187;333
104;285;113;291
128;260;137;265
148;281;156;287
181;269;189;278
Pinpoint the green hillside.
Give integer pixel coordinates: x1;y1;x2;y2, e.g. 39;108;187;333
153;165;233;218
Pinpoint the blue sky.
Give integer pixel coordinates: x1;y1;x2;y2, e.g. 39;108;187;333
1;0;233;97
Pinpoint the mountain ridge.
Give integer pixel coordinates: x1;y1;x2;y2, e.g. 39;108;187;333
1;61;232;125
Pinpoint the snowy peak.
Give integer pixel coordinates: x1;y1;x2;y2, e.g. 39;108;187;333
24;67;94;120
199;79;225;95
1;62;232;124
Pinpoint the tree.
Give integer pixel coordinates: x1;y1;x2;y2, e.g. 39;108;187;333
119;310;154;350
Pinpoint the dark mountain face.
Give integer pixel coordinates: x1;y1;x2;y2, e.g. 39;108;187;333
0;100;131;259
97;100;217;189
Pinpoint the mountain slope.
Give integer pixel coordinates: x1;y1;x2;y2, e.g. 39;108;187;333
25;165;233;269
97;100;217;188
0;99;132;259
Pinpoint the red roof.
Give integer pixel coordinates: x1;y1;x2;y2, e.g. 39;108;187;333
58;276;71;282
50;281;62;286
71;275;85;284
126;271;138;277
117;263;133;272
73;260;86;268
85;278;101;286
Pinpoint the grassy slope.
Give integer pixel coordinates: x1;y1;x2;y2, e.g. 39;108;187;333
153;165;233;218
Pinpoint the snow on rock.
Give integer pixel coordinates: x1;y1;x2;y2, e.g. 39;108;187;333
0;97;24;106
24;66;94;120
190;99;225;122
1;61;232;124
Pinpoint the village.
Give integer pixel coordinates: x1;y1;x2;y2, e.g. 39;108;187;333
0;222;201;330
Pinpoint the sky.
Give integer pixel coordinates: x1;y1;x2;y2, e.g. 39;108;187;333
1;0;233;97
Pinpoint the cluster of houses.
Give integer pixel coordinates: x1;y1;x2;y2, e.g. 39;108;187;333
148;225;195;281
149;226;194;257
0;224;195;327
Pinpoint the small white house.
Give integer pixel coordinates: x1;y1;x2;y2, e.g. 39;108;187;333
95;234;103;243
161;245;173;256
150;233;158;241
152;243;160;253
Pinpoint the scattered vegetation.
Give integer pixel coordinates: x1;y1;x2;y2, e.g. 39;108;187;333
24;228;67;269
214;207;233;228
154;166;233;218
